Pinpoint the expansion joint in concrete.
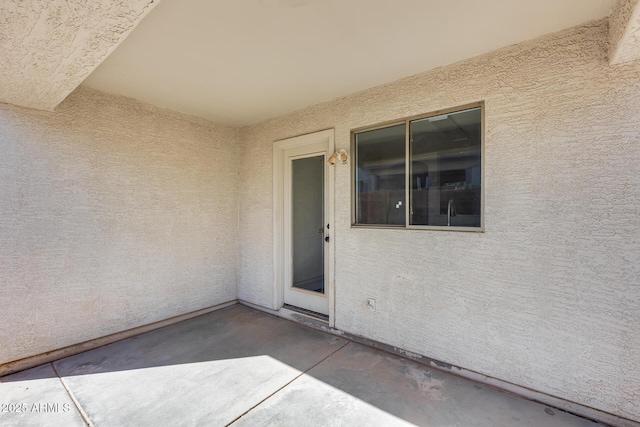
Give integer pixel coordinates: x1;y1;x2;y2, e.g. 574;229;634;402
51;361;95;426
225;341;351;426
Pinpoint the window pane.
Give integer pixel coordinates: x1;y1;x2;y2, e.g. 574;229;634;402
355;124;406;225
410;107;481;227
292;155;325;294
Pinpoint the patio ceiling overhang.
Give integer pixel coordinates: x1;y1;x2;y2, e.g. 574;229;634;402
610;0;640;64
0;0;161;111
1;0;640;121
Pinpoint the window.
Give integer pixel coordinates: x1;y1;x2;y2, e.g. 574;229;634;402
353;104;483;230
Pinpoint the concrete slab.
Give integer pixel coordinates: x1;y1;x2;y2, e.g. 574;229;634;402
0;363;86;427
0;305;611;426
232;342;602;427
52;305;347;426
231;372;415;427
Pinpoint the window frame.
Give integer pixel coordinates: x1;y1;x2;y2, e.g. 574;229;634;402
351;101;485;232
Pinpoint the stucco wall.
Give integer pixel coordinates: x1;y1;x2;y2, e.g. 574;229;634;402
238;20;640;421
0;86;238;365
0;0;160;110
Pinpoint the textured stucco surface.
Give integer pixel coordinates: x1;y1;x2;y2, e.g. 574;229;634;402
238;20;640;421
0;86;238;365
0;0;160;111
610;0;640;64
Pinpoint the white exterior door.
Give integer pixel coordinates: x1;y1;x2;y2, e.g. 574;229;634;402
282;140;330;315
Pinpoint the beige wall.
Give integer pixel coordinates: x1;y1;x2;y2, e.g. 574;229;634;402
238;20;640;421
0;86;238;365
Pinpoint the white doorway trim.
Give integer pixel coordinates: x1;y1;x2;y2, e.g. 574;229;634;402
273;129;335;327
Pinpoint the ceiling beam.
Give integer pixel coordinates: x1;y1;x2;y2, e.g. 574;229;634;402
610;0;640;64
0;0;161;111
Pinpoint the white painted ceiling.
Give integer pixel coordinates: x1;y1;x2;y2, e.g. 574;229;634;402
82;0;616;127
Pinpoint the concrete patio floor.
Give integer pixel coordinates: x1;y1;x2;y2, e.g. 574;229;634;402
0;305;605;427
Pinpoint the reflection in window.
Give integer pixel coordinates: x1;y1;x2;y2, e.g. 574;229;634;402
353;105;482;229
410;107;481;227
355;124;406;225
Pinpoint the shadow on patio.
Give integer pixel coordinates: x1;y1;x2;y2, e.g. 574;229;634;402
0;305;602;426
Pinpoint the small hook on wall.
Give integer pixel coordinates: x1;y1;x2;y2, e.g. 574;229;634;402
328;149;349;165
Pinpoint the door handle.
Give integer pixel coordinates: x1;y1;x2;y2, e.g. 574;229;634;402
325;236;330;242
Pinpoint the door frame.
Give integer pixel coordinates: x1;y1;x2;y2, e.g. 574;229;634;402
273;129;335;326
